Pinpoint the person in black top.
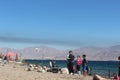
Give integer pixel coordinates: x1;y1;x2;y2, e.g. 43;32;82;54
67;51;75;75
82;54;88;79
118;56;120;77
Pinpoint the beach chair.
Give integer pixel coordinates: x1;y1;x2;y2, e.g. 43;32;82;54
52;66;59;73
49;60;59;73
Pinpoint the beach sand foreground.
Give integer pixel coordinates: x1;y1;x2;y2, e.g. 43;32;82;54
0;62;93;80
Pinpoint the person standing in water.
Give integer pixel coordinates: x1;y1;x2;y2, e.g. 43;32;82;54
76;55;82;77
118;56;120;78
82;54;88;79
67;51;75;75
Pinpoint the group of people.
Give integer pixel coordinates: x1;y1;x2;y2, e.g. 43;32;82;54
67;50;88;78
67;51;120;80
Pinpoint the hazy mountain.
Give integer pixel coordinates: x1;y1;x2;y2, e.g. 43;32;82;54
73;46;119;61
0;46;66;60
20;46;66;59
0;45;120;61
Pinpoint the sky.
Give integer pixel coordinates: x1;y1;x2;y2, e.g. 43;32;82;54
0;0;120;50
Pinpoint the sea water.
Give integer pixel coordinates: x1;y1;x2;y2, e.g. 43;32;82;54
24;60;118;77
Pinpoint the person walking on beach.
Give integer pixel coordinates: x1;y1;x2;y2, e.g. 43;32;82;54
67;51;75;75
118;56;120;78
82;54;88;79
76;55;82;77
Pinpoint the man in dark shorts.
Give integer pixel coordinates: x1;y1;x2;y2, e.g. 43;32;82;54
118;56;120;77
82;54;88;79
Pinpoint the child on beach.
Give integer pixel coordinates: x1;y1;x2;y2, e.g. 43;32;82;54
76;55;82;77
82;54;88;80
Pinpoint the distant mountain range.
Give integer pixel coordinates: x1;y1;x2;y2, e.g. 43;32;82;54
0;45;120;61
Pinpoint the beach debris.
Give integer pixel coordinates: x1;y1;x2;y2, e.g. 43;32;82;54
37;68;46;73
24;64;47;73
27;64;34;71
43;66;48;71
37;65;46;73
93;75;107;80
60;68;69;74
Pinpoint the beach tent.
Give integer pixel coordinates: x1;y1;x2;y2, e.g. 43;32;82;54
5;52;15;57
4;52;16;60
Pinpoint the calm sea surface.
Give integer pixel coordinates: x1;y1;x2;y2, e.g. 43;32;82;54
24;60;119;77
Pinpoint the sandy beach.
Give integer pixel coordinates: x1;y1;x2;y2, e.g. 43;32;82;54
0;62;93;80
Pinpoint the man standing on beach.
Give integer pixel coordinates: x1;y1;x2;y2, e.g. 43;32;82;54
67;51;75;75
82;54;88;80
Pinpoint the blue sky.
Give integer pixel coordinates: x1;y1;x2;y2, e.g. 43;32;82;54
0;0;120;49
